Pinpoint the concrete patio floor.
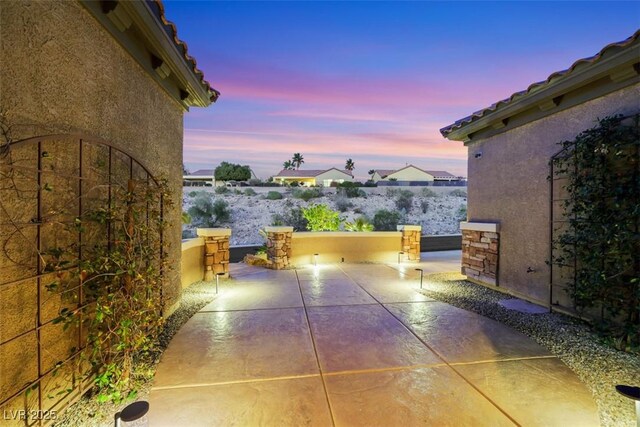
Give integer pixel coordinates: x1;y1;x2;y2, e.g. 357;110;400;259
149;251;600;426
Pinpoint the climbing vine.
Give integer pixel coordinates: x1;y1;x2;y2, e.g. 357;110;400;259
551;114;639;351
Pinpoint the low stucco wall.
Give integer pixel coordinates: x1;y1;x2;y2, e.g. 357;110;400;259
290;232;403;265
181;238;205;288
466;84;640;306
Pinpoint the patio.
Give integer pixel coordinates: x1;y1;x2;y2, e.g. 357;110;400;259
149;251;599;426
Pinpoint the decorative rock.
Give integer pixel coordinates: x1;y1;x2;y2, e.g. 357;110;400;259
197;228;231;279
460;223;499;287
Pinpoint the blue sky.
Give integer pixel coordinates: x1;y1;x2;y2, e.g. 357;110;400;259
164;1;640;179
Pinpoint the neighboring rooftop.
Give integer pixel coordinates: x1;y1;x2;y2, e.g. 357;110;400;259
376;166;457;179
440;29;640;142
275;168;354;178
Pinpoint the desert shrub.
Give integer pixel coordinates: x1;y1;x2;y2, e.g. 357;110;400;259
187;193;230;226
353;207;363;214
271;207;308;231
302;204;341;231
337;185;366;198
372;209;401;231
457;206;468;221
188;191;198;197
449;189;467;197
334;193;353;212
215;186;229;194
244;188;257;196
344;216;374;232
265;191;283;200
386;188;399;197
421;188;437;198
182;229;196;239
420;200;429;214
395;190;414;212
248;178;262;186
363;180;377;187
292;188;323;201
234;189;243;195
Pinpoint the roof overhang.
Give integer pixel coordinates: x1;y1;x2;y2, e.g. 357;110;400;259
441;31;640;144
81;0;219;110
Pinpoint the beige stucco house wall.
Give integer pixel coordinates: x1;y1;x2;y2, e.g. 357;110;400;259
315;168;354;186
441;31;640;308
0;0;217;419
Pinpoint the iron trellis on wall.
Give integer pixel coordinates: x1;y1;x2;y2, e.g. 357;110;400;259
0;134;164;424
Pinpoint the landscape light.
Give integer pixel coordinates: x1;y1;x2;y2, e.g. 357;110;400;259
216;272;225;294
114;401;149;427
398;251;404;264
415;268;424;289
314;253;319;266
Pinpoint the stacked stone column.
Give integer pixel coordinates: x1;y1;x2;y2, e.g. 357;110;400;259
197;228;231;280
460;222;499;286
264;226;293;270
397;225;422;262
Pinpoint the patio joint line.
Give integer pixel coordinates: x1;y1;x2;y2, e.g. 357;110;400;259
151;373;322;391
322;362;450;377
448;355;557;367
337;264;522;427
197;305;303;314
294;269;337;427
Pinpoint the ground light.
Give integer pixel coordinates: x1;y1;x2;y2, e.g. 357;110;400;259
615;385;640;427
114;401;149;426
215;272;225;294
415;268;424;289
314;253;319;266
397;251;404;264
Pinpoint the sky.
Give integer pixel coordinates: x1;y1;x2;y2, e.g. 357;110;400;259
164;1;640;181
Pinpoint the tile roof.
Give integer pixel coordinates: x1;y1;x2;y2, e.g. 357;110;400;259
440;29;640;138
424;170;457;178
275;168;353;178
188;169;214;176
375;169;396;178
147;0;220;103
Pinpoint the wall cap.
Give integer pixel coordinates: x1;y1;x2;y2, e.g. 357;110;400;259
197;228;232;237
264;226;294;233
460;222;500;233
181;237;204;250
293;231;402;239
397;225;422;232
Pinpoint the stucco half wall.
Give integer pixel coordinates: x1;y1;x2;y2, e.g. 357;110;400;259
466;84;640;305
0;1;185;314
290;232;403;265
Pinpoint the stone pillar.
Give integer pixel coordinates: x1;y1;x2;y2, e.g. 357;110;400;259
264;226;293;270
460;222;499;286
397;225;422;262
197;228;231;280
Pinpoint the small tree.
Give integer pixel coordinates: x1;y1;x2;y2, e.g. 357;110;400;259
283;160;294;170
372;209;401;231
302;204;341;231
214;161;251;181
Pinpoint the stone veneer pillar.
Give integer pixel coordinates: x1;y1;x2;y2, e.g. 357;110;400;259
264;226;293;270
397;225;422;262
197;228;231;280
460;222;499;286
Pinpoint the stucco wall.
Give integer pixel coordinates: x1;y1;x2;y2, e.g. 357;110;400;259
290;232;403;265
315;169;353;182
0;1;185;313
181;238;205;288
386;167;434;181
466;84;640;305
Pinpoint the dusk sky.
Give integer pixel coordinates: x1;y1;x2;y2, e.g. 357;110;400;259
164;1;640;180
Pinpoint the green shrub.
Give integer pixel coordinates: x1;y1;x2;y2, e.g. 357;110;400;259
338;186;366;198
421;188;437;198
372;209;401;231
386;188;399;197
457;206;467;221
244;188;257;196
395;190;414;212
265;191;283;200
334;194;353;212
344;216;374;232
292;188;323;201
302;204;341;231
271;207;308;231
215;186;229;194
363;180;377;187
449;189;467;197
187;193;230;227
248;178;262;186
181;211;191;224
234;189;243;195
188;191;198;197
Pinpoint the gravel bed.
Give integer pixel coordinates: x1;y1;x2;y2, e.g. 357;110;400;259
53;281;217;427
419;272;640;427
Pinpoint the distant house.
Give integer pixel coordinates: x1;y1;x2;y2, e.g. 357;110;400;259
183;169;214;186
372;165;458;184
273;168;354;186
440;30;640;311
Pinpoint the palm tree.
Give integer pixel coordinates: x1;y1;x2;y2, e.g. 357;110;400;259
292;153;304;170
345;158;355;171
283;160;294;170
368;169;375;179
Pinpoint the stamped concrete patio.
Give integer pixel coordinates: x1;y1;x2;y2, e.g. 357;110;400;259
149;251;600;426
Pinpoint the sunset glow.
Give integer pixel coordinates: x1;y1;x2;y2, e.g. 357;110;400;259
165;1;640;180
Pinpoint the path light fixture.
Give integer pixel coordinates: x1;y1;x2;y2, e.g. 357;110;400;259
415;268;424;289
314;253;319;267
216;272;225;294
398;251;404;265
114;401;149;427
615;385;640;427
